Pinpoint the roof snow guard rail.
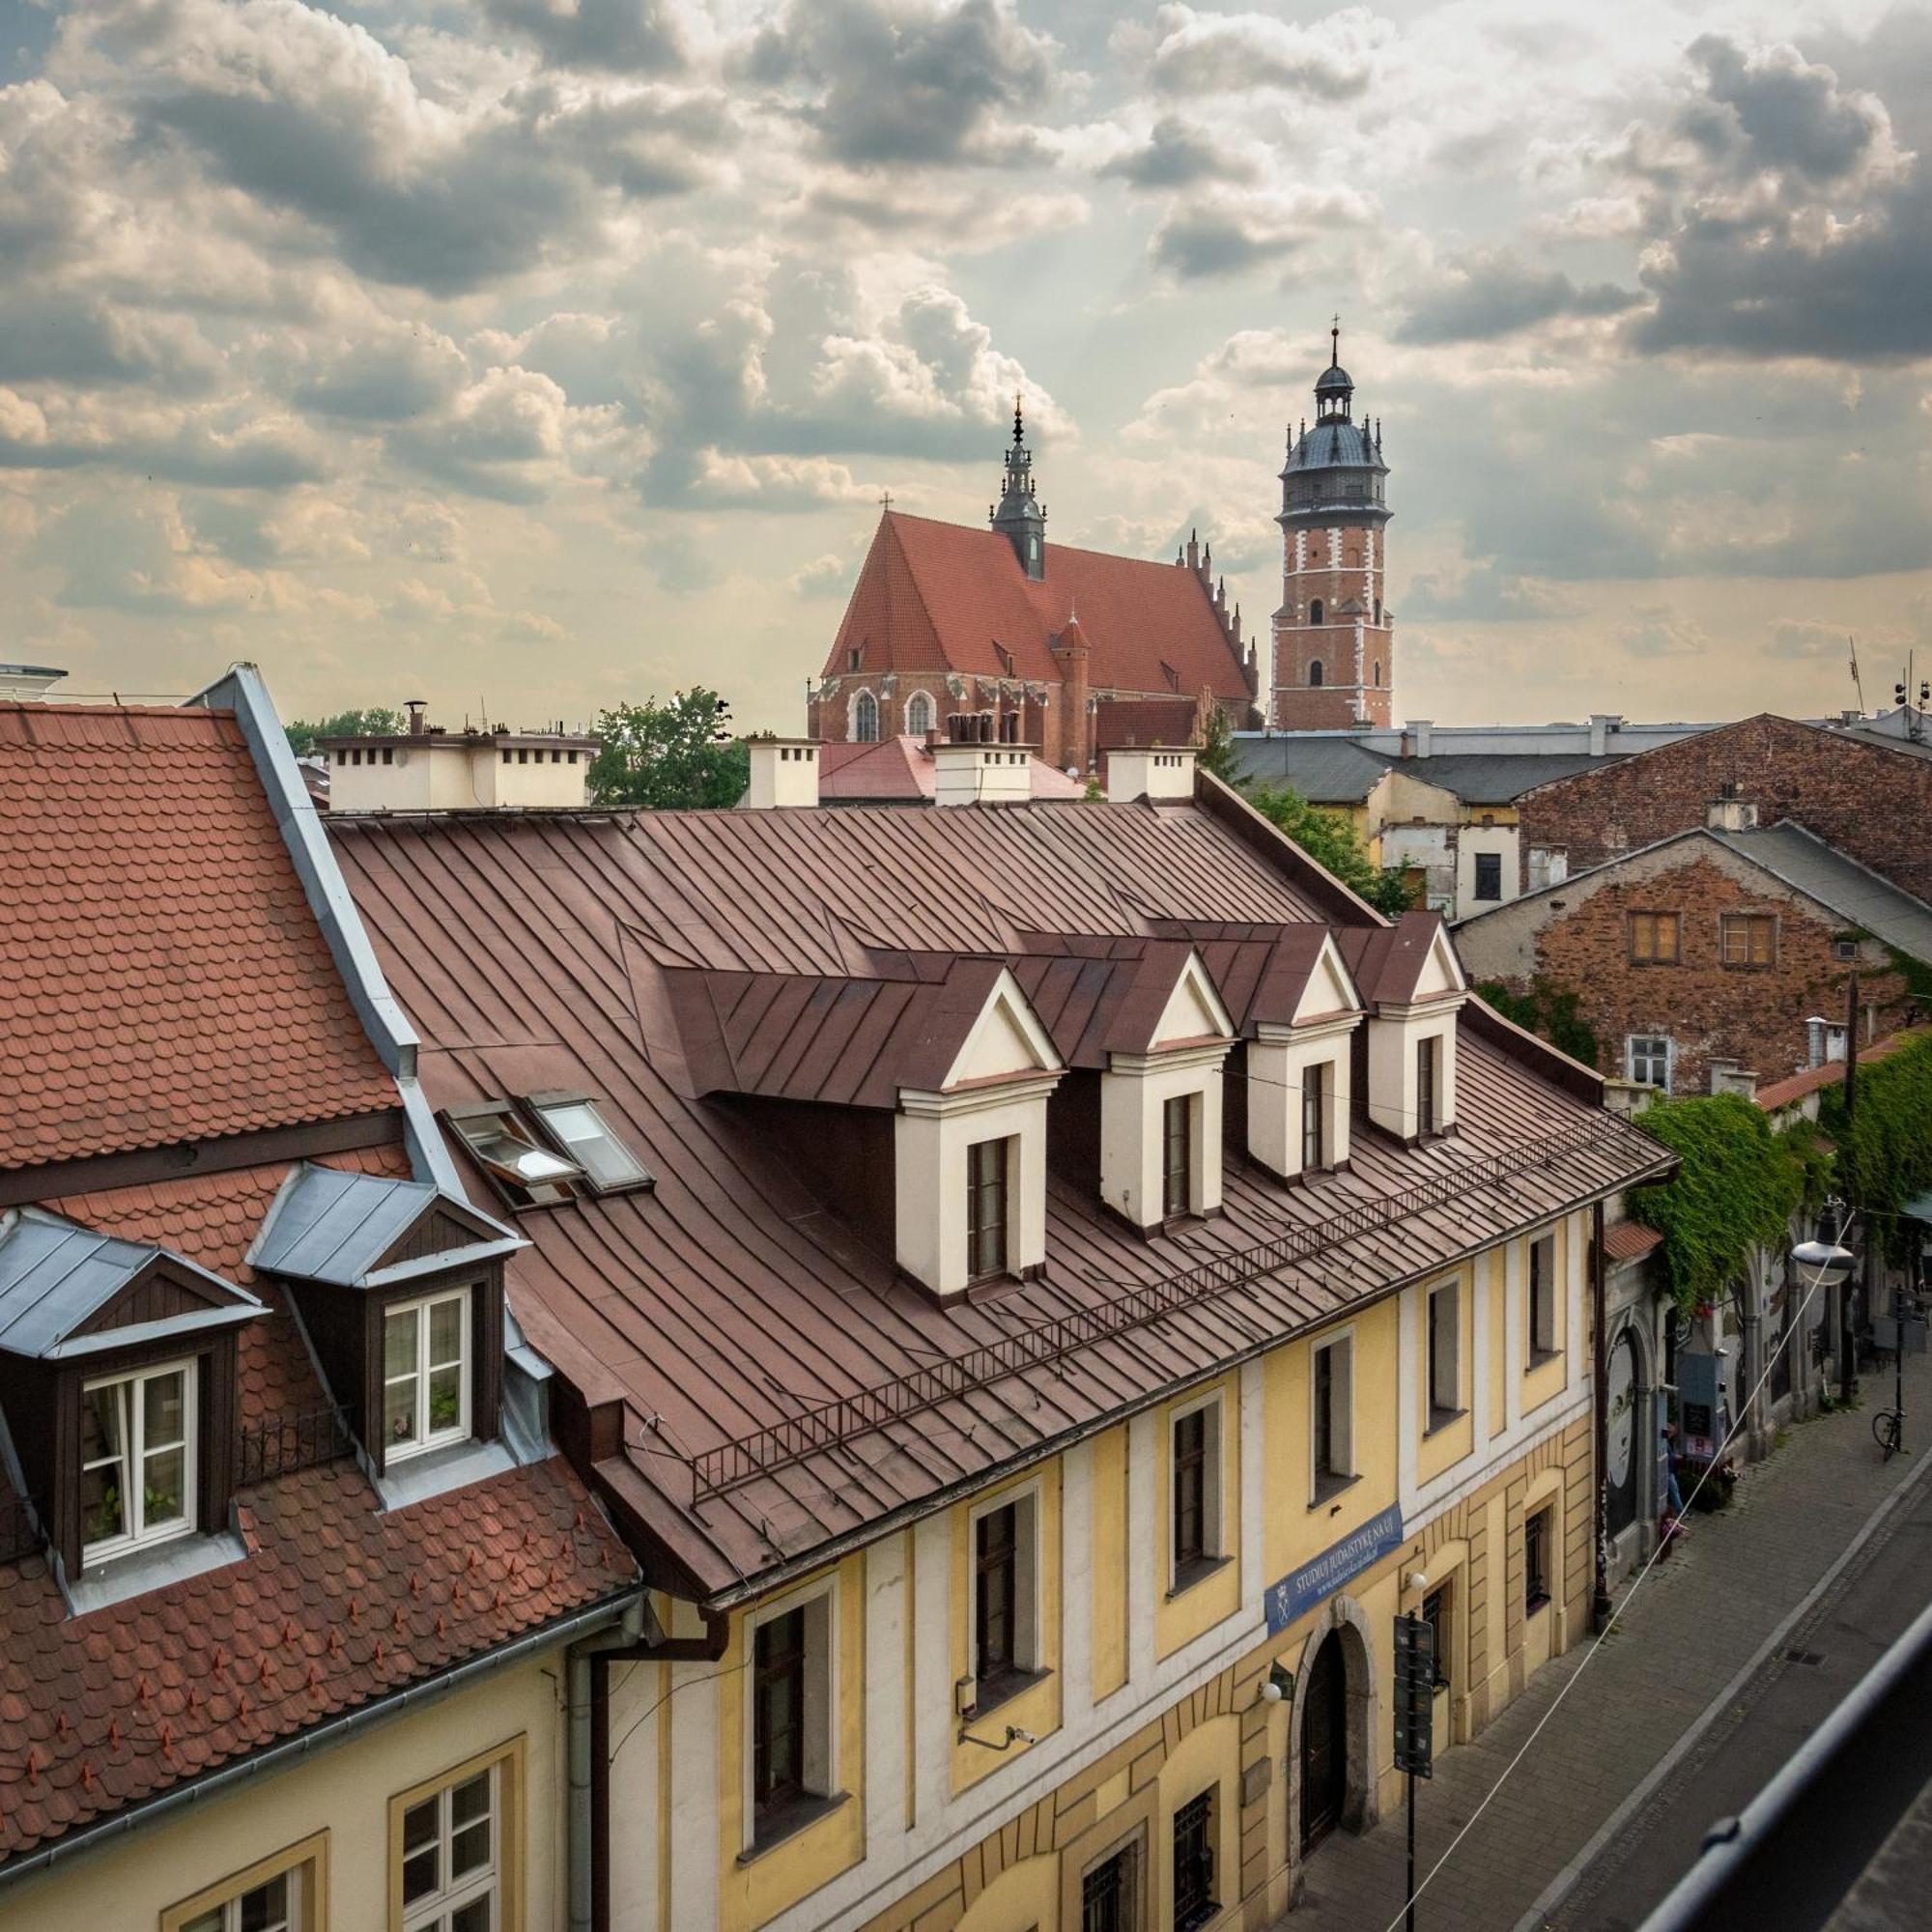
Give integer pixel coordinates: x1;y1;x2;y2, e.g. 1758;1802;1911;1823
686;1119;1662;1500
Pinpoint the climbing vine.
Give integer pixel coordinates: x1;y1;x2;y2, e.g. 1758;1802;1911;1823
1474;977;1600;1068
1821;1030;1932;1261
1628;1094;1806;1315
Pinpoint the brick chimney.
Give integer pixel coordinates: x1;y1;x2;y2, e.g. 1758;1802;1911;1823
1050;611;1092;775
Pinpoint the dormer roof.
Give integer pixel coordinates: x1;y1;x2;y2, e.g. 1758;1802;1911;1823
1340;910;1465;1010
250;1163;523;1291
0;1207;261;1361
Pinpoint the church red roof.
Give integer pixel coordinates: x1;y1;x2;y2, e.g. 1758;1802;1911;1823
825;512;1251;701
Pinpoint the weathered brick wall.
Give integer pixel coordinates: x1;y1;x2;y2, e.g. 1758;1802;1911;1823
1473;850;1917;1094
1518;715;1932;902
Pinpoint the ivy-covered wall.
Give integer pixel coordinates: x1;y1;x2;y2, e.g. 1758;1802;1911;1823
1822;1030;1932;1262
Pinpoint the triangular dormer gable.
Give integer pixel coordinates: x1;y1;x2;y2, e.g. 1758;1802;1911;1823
1292;932;1364;1026
1145;949;1236;1050
938;966;1063;1092
1406;922;1467;1006
0;1208;260;1362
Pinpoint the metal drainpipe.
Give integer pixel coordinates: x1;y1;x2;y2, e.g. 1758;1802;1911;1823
568;1607;644;1932
1591;1199;1612;1631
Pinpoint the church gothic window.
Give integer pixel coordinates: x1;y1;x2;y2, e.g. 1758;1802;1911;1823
905;692;935;737
1309;598;1324;625
853;691;880;742
1309;661;1324;688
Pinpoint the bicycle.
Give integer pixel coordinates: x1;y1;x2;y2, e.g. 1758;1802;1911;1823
1873;1407;1904;1461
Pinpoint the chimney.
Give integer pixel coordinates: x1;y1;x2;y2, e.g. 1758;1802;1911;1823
743;737;820;810
1588;712;1623;756
1105;745;1197;804
1409;719;1433;758
1706;797;1758;832
932;740;1034;807
0;664;68;703
1708;1059;1759;1100
406;698;428;737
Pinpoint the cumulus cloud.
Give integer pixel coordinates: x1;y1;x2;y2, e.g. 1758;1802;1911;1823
1150;185;1375;279
475;0;686;73
1397;251;1640;345
1099;115;1259;190
1144;4;1388;99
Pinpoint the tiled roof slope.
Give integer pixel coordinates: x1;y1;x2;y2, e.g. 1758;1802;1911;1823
827;512;1251;701
330;793;1668;1605
0;704;396;1171
818;735;1082;801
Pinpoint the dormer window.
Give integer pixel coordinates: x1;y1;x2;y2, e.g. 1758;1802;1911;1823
1416;1036;1439;1135
1243;931;1361;1184
1162;1096;1194;1220
527;1094;651;1194
449;1105;584;1209
966;1136;1012;1281
81;1361;194;1563
383;1289;469;1460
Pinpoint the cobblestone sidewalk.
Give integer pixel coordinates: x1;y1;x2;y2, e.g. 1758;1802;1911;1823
1277;1349;1932;1932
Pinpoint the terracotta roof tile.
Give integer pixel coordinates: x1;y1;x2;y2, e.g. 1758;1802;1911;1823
0;704;396;1172
1753;1027;1927;1113
1603;1221;1663;1263
818;735;1082;801
827;513;1250;702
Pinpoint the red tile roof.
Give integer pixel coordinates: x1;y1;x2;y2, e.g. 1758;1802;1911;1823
826;512;1251;702
0;704;396;1172
818;735;1083;801
1753;1028;1927;1113
1095;696;1204;750
1603;1221;1663;1264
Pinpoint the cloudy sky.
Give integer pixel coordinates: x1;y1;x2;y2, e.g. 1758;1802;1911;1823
3;0;1929;733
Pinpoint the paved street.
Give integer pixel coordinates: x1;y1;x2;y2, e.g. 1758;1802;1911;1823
1279;1347;1932;1932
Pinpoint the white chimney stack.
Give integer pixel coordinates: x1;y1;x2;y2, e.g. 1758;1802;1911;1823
1589;712;1623;756
932;740;1033;807
1409;719;1434;758
0;664;67;703
1104;746;1196;804
743;737;820;810
1707;797;1758;832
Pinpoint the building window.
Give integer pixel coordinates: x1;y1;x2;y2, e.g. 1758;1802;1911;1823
1309;659;1324;687
1628;911;1681;965
384;1289;469;1462
1833;937;1859;961
1309;599;1324;626
1312;1335;1353;1499
1524;1505;1552;1615
162;1833;327;1932
1719;913;1776;967
81;1361;194;1564
1172;1789;1218;1931
335;751;346;767
905;692;935;737
1473;852;1502;901
1627;1036;1672;1091
973;1495;1037;1707
517;748;528;764
382;747;394;766
1301;1063;1326;1172
397;1751;509;1932
567;751;578;765
753;1605;806;1818
1162;1094;1193;1219
1415;1035;1439;1135
1373;651;1381;677
1170;1397;1224;1591
1528;1234;1558;1366
528;1096;651;1193
501;749;512;765
448;1105;584;1208
848;647;861;671
1427;1282;1461;1430
1082;1843;1141;1932
966;1135;1010;1281
853;691;880;742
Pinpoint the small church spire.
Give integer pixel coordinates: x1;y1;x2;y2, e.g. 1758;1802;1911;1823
991;391;1047;579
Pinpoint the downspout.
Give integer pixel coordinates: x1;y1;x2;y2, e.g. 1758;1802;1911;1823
1591;1199;1612;1631
569;1604;729;1932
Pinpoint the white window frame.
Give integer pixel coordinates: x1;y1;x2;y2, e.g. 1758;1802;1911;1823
180;1872;298;1932
383;1288;471;1463
80;1358;197;1565
966;1480;1041;1690
739;1575;840;1853
528;1096;648;1193
850;689;880;742
1528;1233;1559;1367
1626;1035;1673;1092
1310;1329;1355;1498
401;1760;500;1932
1167;1388;1227;1591
904;691;936;737
1427;1280;1462;1427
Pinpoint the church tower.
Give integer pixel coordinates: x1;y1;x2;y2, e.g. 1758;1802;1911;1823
1271;327;1393;729
990;396;1047;580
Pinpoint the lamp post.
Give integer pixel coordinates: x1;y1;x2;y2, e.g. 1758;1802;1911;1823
1794;1199;1857;1410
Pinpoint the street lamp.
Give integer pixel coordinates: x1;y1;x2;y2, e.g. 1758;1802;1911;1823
1793;1199;1858;1411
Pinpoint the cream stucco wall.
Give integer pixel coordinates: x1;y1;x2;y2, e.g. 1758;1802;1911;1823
1099;1046;1229;1230
1247;1016;1355;1180
895;1083;1054;1297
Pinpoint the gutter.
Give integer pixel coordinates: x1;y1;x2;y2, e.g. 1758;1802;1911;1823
0;1590;638;1898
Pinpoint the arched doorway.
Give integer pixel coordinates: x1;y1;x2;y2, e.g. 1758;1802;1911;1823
1299;1631;1348;1852
1606;1327;1641;1537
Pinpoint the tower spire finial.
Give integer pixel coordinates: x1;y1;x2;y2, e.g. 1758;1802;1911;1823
1013;392;1024;445
1331;314;1340;368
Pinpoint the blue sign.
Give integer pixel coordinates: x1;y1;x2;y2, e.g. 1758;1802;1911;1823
1264;1504;1406;1634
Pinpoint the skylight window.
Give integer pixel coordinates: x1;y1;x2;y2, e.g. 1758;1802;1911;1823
448;1106;584;1208
529;1095;652;1193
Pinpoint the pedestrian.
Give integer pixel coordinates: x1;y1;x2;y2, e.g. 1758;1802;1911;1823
1660;1423;1690;1554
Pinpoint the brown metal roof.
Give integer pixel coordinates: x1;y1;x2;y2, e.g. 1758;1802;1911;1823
329;795;1667;1604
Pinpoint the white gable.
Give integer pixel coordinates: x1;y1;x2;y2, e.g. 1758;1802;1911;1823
1412;923;1467;1001
1293;934;1362;1025
944;970;1062;1088
1151;952;1236;1049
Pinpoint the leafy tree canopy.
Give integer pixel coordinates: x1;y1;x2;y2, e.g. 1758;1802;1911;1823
1197;706;1239;784
285;706;403;757
1242;782;1414;918
587;690;749;810
1628;1094;1806;1313
1476;977;1600;1068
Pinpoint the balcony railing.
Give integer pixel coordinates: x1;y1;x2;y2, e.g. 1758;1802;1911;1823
235;1403;358;1488
684;1119;1664;1502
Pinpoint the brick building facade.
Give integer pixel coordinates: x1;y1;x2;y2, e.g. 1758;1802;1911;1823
1516;713;1932;904
1455;826;1931;1096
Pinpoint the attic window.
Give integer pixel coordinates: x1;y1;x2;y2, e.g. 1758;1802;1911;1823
529;1095;652;1193
81;1362;194;1564
449;1106;584;1208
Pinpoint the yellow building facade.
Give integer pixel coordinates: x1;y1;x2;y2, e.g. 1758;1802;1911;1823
606;1211;1596;1932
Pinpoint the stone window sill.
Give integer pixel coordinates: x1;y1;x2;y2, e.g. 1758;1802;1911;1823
740;1790;849;1863
1309;1470;1360;1512
1425;1405;1466;1439
1167;1552;1233;1601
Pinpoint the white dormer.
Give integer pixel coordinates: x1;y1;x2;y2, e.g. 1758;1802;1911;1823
1247;932;1363;1181
1366;920;1467;1141
1100;951;1236;1232
895;969;1063;1300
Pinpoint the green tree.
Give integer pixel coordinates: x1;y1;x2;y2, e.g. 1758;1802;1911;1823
1475;977;1601;1067
1242;782;1413;917
587;690;750;809
285;706;403;756
1821;1030;1932;1262
1197;706;1240;783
